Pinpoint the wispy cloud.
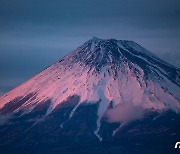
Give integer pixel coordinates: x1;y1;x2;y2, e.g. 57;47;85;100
106;103;145;123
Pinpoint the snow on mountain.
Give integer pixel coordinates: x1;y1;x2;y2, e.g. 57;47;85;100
0;37;180;141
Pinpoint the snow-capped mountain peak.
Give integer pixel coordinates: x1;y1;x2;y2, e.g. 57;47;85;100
0;37;180;112
0;37;180;141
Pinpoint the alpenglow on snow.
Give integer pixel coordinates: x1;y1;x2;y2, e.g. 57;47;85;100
0;37;180;143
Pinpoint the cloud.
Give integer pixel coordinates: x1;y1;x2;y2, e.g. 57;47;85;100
106;103;145;123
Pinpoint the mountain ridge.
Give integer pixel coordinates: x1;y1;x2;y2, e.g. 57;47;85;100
0;37;179;116
0;37;180;153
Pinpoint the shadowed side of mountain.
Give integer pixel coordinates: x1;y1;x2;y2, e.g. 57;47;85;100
0;109;180;154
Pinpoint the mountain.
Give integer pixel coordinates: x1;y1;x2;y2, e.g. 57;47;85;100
0;37;180;154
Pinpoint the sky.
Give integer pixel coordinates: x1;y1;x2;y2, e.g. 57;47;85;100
0;0;180;95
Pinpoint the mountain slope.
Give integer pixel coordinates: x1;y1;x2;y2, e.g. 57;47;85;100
0;37;180;153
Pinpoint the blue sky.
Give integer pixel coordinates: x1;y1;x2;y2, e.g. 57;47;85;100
0;0;180;95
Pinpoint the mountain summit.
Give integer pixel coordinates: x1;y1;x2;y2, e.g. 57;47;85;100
0;37;180;153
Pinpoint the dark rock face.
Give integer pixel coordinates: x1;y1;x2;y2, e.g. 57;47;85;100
0;96;99;153
0;93;36;114
0;95;179;154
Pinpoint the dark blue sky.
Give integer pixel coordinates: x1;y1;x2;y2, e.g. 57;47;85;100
0;0;180;95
